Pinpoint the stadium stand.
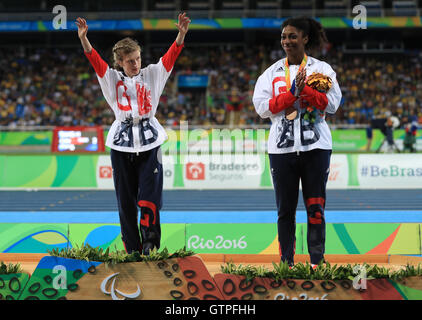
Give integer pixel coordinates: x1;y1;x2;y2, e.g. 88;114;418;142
0;0;422;130
1;44;421;128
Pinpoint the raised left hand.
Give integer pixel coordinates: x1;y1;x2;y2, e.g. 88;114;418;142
175;12;191;36
295;68;307;94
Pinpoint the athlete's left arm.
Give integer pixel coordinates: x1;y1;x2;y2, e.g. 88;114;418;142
146;13;190;103
161;12;190;72
162;12;190;70
299;62;342;114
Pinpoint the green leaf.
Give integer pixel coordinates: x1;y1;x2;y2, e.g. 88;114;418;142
47;244;195;264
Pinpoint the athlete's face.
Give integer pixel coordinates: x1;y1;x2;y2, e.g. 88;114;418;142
281;25;308;57
119;50;141;78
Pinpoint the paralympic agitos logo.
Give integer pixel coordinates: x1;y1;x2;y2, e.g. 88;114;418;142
100;272;141;300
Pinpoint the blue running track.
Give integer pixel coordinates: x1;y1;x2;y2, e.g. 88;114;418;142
0;189;421;223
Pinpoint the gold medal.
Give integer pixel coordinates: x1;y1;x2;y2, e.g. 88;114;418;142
284;55;307;121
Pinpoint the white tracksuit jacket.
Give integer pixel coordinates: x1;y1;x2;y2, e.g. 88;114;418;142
85;41;183;153
253;55;342;154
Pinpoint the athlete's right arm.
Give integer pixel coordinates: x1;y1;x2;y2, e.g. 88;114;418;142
76;17;92;53
76;17;114;108
253;69;298;119
76;17;108;79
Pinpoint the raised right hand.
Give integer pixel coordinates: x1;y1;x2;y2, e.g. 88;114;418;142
75;17;88;39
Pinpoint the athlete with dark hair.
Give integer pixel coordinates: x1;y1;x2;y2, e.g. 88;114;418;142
253;17;342;268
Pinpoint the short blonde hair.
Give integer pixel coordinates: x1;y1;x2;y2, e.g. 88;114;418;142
112;37;141;71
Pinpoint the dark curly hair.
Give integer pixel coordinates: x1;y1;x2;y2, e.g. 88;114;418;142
281;16;328;54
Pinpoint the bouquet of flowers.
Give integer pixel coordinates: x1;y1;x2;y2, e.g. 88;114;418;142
306;72;333;92
302;72;332;124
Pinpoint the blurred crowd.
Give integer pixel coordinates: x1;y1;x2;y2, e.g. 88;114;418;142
0;47;114;127
328;49;422;128
1;43;421;130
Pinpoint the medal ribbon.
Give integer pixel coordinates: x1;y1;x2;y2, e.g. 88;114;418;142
284;54;307;91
